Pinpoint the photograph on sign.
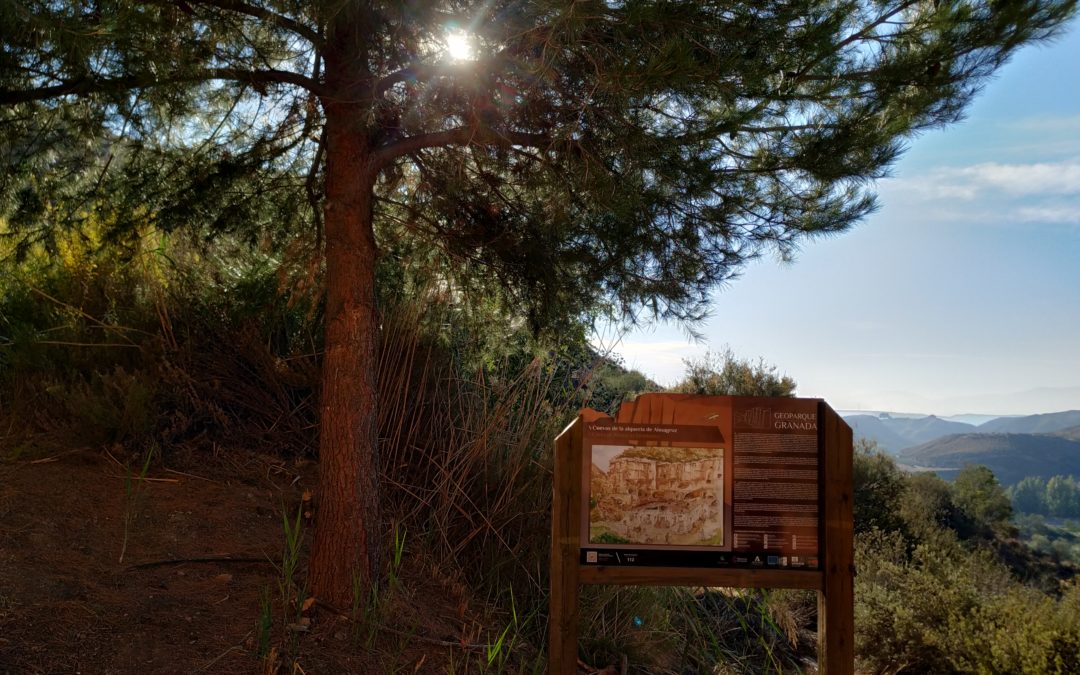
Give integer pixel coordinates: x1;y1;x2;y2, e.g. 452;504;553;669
589;444;724;547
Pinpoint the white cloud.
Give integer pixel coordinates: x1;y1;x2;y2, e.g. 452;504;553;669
960;161;1080;196
887;158;1080;201
1013;204;1080;224
606;340;704;386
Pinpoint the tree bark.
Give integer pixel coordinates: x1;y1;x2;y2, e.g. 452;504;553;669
307;93;382;609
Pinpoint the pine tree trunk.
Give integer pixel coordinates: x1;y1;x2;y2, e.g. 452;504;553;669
307;96;382;609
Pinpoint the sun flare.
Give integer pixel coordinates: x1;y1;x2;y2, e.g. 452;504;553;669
445;30;475;61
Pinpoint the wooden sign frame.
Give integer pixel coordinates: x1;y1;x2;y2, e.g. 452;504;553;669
549;394;853;674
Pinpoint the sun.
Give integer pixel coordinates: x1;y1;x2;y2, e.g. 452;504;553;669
445;30;475;61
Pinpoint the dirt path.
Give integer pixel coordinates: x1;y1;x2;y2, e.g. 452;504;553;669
0;447;303;674
0;447;514;674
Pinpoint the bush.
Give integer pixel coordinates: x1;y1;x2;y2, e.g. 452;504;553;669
0;226;326;455
674;347;796;397
51;366;159;446
901;472;964;541
857;517;1080;674
952;465;1013;536
853;439;908;535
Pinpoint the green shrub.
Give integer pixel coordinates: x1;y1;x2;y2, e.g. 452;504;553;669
853;440;909;535
50;366;160;445
952;465;1013;537
857;524;1080;674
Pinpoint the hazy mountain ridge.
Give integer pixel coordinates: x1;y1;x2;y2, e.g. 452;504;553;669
898;432;1080;486
844;415;912;452
842;409;1080;453
977;410;1080;434
845;413;977;452
1055;425;1080;441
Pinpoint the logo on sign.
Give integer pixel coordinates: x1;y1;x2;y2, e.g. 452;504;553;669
740;407;771;429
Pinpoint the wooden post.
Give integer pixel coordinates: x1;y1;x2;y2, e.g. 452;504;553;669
818;402;855;674
549;416;583;674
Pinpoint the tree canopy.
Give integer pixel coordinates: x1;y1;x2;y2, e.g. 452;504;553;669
2;0;1075;605
953;464;1013;532
5;0;1075;326
675;346;797;397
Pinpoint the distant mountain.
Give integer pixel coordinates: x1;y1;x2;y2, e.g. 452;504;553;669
845;415;911;452
838;410;986;423
943;414;1006;426
898;432;1080;486
844;413;975;453
842;409;1080;454
838;410;928;420
888;416;976;446
977;410;1080;435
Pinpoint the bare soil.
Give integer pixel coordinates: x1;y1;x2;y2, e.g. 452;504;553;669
0;445;500;674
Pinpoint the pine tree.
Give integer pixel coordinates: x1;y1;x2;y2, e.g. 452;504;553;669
1;0;1075;606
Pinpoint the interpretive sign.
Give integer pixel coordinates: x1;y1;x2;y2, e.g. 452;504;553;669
549;393;853;674
580;397;823;569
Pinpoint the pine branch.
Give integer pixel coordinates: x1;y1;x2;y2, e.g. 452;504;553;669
0;67;326;104
374;62;446;97
183;0;323;47
371;124;554;170
738;124;842;133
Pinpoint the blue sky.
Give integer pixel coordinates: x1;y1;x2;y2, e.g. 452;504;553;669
609;20;1080;416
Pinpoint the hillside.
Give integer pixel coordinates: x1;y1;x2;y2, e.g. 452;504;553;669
845;410;1080;455
845;415;912;452
977;410;1080;434
899;432;1080;485
846;414;975;453
1056;425;1080;441
890;415;976;445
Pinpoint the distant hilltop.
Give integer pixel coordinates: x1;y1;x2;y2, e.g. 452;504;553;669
837;410;1003;426
839;409;1080;485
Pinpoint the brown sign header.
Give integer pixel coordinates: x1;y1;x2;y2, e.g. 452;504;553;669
584;421;725;444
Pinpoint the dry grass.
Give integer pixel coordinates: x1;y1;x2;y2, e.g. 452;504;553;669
376;302;573;629
1;261;821;672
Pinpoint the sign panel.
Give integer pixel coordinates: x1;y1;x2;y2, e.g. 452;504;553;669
579;396;821;570
730;398;820;568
